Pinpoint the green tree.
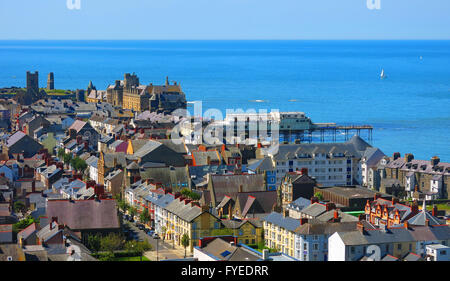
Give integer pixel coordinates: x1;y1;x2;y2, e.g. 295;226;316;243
87;234;101;253
189;191;201;201
181;188;191;197
181;233;190;258
57;148;65;159
140;209;150;225
12;215;38;233
125;240;152;261
129;206;137;219
314;191;324;201
63;153;72;165
161;226;167;242
100;233;124;256
70;157;88;172
13;201;26;213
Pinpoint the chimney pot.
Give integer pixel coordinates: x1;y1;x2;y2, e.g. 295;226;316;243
432;205;438;217
326;202;335;212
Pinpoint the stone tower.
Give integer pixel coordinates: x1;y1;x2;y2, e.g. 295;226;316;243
47;72;54;90
26;71;39;96
124;73;139;89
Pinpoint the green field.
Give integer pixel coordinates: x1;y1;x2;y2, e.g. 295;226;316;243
112;256;150;261
426;203;450;211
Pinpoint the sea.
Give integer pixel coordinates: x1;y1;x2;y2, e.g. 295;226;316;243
0;40;449;161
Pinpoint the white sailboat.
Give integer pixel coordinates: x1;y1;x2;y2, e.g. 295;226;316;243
380;69;387;79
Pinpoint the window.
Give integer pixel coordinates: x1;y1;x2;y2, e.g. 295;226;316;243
397;244;402;250
313;243;319;251
350;247;355;254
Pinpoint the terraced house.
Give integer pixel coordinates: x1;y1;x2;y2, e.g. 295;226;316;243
162;196;222;253
262;211;299;256
382;153;450;199
328;221;450;261
221;218;263;246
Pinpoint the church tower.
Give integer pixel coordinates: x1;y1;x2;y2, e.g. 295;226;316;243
47;72;54;90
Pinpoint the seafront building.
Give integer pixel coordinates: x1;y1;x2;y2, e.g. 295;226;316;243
263;135;380;187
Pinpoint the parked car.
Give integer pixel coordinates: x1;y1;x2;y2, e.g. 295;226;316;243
152;233;159;239
137;224;145;230
147;230;155;236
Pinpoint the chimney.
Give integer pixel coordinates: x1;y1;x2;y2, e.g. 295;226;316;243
325;202;335;212
374;193;381;200
56;162;64;170
410;201;419;213
94;184;105;199
431;156;440;166
404;221;409;229
405;153;414;163
283;209;289;218
310;196;319;204
300;168;308;176
334;210;339;219
393;152;400;160
86;180;96;189
31;180;36;193
299;218;308;225
432;205;438;217
84;141;89;150
357;221;365;234
76;135;82;144
391;198;399;205
262;249;269;260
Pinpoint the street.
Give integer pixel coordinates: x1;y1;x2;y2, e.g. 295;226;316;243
120;212;187;260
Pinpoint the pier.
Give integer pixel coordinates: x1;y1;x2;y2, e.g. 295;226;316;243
280;123;373;143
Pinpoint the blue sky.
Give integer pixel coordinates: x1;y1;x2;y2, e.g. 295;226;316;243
1;0;449;40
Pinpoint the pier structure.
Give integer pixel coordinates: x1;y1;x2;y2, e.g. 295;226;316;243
280;123;373;143
222;112;373;144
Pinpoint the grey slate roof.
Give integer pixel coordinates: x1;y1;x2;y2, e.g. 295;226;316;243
262;212;301;232
273;135;372;161
164;198;205;222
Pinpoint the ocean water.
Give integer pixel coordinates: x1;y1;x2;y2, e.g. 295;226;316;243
0;40;449;161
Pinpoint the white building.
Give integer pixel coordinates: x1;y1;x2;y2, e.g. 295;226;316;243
267;135;376;187
426;244;450;261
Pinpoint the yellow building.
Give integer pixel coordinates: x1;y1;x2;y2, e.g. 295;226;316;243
163;198;221;253
221;219;263;246
262;211;297;256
